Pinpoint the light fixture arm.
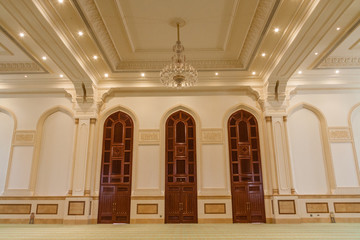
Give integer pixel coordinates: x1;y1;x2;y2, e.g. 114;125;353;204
177;23;180;42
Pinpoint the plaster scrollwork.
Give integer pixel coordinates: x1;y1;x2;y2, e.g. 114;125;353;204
239;0;278;67
328;127;352;142
13;130;36;146
93;87;112;112
318;57;360;68
201;129;223;144
76;0;120;69
0;62;44;73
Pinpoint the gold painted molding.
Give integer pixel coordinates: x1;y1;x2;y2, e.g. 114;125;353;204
198;196;231;200
278;200;296;214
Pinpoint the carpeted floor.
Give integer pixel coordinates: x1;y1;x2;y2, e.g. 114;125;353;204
0;223;360;240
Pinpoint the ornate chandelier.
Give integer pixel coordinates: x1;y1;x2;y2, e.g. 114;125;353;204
160;20;198;88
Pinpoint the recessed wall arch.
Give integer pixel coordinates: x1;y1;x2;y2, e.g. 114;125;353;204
95;105;139;196
160;105;202;194
287;103;335;193
348;103;360;185
223;104;268;196
30;106;75;195
0;106;17;195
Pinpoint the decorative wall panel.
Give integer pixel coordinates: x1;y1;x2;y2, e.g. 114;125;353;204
201;129;223;144
68;201;85;215
36;204;58;214
137;204;158;214
334;202;360;213
278;200;296;214
328;127;352;143
204;203;226;214
306;203;329;213
139;130;160;145
0;204;31;214
13;131;36;146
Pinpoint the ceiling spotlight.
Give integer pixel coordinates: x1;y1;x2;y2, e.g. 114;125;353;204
104;73;109;78
19;32;25;38
315;52;318;55
141;73;145;77
274;28;279;33
78;31;84;36
24;75;28;78
336;27;340;31
215;72;219;76
298;70;302;74
42;56;47;60
335;70;339;74
59;74;64;78
252;72;256;75
261;53;266;57
93;55;98;60
58;0;64;3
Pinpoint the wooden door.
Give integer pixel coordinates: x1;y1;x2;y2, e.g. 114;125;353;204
98;111;133;223
228;110;265;223
165;111;197;223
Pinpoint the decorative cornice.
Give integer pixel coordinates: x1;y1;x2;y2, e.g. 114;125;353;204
239;0;278;69
75;0;120;69
317;57;360;68
0;62;44;73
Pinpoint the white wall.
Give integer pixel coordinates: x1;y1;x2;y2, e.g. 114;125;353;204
0;111;14;194
35;111;75;196
352;106;360;178
287;108;328;194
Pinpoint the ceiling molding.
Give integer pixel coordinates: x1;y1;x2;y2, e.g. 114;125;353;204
0;25;47;74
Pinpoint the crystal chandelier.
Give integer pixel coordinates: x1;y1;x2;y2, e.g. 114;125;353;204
160;21;198;88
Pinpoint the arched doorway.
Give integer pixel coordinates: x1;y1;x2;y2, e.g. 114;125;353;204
98;111;133;223
228;110;265;223
165;110;197;223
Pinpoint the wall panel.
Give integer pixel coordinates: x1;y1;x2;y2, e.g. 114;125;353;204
0;112;14;194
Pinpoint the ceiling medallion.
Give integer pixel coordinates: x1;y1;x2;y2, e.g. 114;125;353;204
160;19;198;88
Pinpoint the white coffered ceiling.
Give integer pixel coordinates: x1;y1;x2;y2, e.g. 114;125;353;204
0;0;359;99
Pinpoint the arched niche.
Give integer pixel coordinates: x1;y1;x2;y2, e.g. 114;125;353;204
287;103;334;194
0;106;16;195
33;106;75;196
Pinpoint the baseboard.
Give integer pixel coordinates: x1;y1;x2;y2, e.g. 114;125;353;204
130;219;164;224
198;218;232;223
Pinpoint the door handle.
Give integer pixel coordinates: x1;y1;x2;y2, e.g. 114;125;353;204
179;202;183;211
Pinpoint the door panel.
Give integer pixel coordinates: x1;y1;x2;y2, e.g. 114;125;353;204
98;111;133;224
228;110;265;223
165;111;197;223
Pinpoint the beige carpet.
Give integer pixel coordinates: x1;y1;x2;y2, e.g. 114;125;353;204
0;223;360;239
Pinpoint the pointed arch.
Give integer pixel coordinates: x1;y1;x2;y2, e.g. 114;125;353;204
287;103;335;193
0;106;17;195
30;106;75;195
348;103;360;185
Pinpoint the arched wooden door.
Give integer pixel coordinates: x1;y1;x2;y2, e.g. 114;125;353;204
98;111;133;223
165;111;197;223
228;110;265;223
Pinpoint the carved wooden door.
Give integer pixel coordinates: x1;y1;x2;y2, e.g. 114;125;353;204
165;111;197;223
228;110;265;223
98;111;133;223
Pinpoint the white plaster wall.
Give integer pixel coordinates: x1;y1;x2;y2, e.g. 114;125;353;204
35;111;75;196
0;95;73;129
135;145;160;191
288;108;328;194
352;106;360;174
104;95;257;129
201;144;226;189
289;92;360;126
330;143;358;187
7;146;34;189
0;112;14;194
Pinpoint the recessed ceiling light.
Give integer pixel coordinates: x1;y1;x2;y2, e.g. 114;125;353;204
58;0;64;3
298;70;302;74
252;72;256;75
315;52;318;55
78;31;84;36
336;27;340;31
59;74;64;78
24;75;28;78
104;73;109;78
93;55;98;60
42;56;47;60
141;73;145;77
335;70;339;74
261;53;266;57
19;32;25;38
274;28;279;33
215;72;219;76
